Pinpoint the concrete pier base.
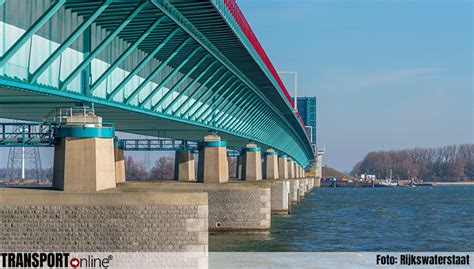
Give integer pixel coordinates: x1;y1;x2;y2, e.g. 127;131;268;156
175;150;196;182
299;179;306;198
114;146;126;184
314;177;321;187
307;177;314;191
242;143;262;181
278;155;289;179
0;189;208;252
52;115;116;192
53;137;116;192
197;135;228;183
270;180;290;214
289;160;295;179
263;149;279;180
289;179;300;204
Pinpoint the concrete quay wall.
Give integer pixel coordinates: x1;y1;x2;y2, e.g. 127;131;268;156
0;190;208;252
120;181;271;234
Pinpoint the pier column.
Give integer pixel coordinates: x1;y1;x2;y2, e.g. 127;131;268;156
296;165;300;178
197;134;228;183
114;142;125;184
236;154;243;179
174;150;196;181
242;143;262;181
288;159;295;179
264;149;279;180
278;155;289;179
53;115;116;192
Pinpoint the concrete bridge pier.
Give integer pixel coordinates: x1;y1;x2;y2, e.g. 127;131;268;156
263;149;279;180
52;115;116;192
278;155;289;179
236;155;243;179
114;143;126;184
197;134;229;183
175;150;196;182
241;143;262;181
289;159;296;179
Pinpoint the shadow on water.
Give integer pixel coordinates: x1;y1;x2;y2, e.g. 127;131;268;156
210;186;474;252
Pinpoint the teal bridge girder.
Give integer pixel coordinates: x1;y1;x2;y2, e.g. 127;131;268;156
0;0;314;166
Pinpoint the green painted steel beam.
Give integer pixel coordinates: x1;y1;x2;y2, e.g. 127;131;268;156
90;16;167;93
213;90;250;125
170;65;224;116
216;93;256;127
0;0;65;67
193;79;239;121
108;28;181;101
162;60;217;114
60;1;148;91
217;94;256;128
203;84;244;124
179;70;230;117
129;38;193;106
234;102;265;133
188;76;235;120
29;0;112;83
232;101;265;133
142;45;202;109
222;96;259;129
201;82;243;123
155;54;210;111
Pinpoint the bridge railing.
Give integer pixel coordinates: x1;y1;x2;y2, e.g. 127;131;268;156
0;123;54;147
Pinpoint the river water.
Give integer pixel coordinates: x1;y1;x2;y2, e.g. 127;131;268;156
210;186;474;251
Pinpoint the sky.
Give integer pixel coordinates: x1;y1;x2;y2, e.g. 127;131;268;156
0;0;472;172
238;0;473;172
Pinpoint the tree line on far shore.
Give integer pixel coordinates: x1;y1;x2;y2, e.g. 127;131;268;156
351;144;474;181
125;156;175;181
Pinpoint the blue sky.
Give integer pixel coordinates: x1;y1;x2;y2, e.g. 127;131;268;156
238;0;473;171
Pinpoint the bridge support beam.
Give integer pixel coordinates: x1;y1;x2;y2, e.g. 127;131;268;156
263;149;279;180
114;145;125;184
242;143;262;181
53;115;116;192
197;134;228;183
175;150;196;181
278;155;289;179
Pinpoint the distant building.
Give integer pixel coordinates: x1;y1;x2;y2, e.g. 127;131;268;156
292;96;317;144
291;96;322;172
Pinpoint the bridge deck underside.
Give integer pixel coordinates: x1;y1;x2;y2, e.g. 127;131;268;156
0;0;313;165
0;86;252;148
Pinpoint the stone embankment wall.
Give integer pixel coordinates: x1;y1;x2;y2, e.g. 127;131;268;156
0;190;208;252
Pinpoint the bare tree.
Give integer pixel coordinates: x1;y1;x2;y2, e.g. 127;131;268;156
149;157;174;180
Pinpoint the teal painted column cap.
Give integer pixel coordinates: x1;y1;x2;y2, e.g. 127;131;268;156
114;140;125;149
244;147;261;152
264;151;278;156
199;141;227;147
56;125;115;138
278;154;288;158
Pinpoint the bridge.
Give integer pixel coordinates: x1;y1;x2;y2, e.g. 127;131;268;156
0;0;320;253
0;0;313;167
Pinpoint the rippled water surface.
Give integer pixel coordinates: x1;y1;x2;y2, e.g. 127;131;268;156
210;186;474;251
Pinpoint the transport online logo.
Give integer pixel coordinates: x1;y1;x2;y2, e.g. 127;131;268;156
0;253;113;268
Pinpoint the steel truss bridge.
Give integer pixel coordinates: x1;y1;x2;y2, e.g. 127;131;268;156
0;0;314;166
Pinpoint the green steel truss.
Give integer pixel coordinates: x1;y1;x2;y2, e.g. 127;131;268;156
0;0;313;166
